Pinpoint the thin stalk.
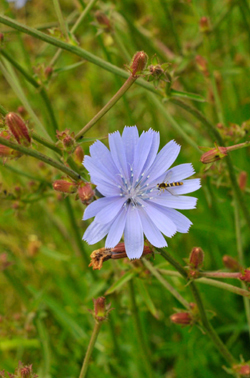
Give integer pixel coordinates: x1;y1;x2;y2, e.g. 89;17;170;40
49;0;99;67
75;75;137;139
4;164;49;183
200;272;240;279
143;259;190;308
0;136;81;181
52;0;68;39
0;104;8;116
234;198;250;339
78;321;102;378
159;0;182;55
32;132;61;154
159;249;236;365
148;94;201;153
171;98;250;230
128;280;154;378
0;49;59;137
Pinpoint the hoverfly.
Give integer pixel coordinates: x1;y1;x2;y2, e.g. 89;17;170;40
156;170;183;195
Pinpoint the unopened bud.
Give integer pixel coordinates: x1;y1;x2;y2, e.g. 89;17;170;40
200;145;227;164
5;112;31;146
0;33;4;44
77;182;94;204
170;312;192;326
223;255;241;272
233;363;250;377
189;247;204;269
0;130;22;158
73;145;84;166
199;16;210;33
238;171;247;191
195;55;209;77
56;129;76;153
53;179;77;194
17;106;27;117
95;11;112;31
239;269;250;283
45;66;53;79
92;297;113;322
130;51;148;77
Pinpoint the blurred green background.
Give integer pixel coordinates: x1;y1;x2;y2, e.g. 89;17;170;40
0;0;250;377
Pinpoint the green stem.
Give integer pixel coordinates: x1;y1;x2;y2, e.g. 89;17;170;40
128;280;154;378
159;249;236;365
78;321;102;378
53;0;68;39
32;132;61;154
75;75;137;139
0;136;81;181
171;98;250;230
234;197;250;339
143;259;190;308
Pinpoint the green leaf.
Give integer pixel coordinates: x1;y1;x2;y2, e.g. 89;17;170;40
135;278;159;318
105;271;135;295
54;61;86;74
171;89;206;102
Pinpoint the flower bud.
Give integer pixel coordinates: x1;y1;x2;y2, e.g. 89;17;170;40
200;145;227;164
238;171;247;191
189;247;204;269
0;33;4;44
233;363;250;377
77;182;94;204
92;297;113;322
222;255;241;272
5;112;31;146
239;269;250;283
56;129;76;153
195;55;209;77
53;179;77;194
170;312;192;326
95;11;112;31
73;145;84;166
45;66;53;79
0;130;22;158
130;51;148;77
199;16;210;33
17;106;27;117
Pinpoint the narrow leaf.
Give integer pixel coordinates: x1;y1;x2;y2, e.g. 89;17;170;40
105;271;135;295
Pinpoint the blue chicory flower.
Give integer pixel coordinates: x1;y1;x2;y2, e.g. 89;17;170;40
83;127;201;259
6;0;29;9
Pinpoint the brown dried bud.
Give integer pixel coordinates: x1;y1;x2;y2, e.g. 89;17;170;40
89;243;152;270
170;312;192;326
199;16;210;33
239;269;250;283
200;145;227;164
77;182;94;204
95;11;112;31
222;255;241;272
195;55;209;77
73;145;84;166
130;51;148;77
5;112;31;146
238;171;247;191
93;297;107;321
189;247;204;269
53;179;77;194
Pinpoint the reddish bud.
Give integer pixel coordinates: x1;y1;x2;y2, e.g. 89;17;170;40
92;297;112;322
17;106;27;117
5;112;31;146
239;269;250;283
189;247;204;269
238;171;247;191
233;364;250;377
95;11;112;31
0;33;4;44
200;145;227;164
222;255;241;272
130;51;148;77
195;55;209;77
44;66;53;79
56;129;76;153
170;312;192;326
53;179;77;194
77;182;94;204
199;16;210;33
0;130;22;158
73;145;84;166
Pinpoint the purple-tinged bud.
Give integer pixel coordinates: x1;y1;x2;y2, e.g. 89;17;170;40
200;145;227;164
195;55;209;77
170;312;192;326
73;145;84;166
223;255;241;272
189;247;204;269
0;130;22;158
92;297;113;322
5;112;31;146
199;16;211;33
53;179;77;194
239;269;250;283
238;171;247;191
77;182;94;204
130;51;148;77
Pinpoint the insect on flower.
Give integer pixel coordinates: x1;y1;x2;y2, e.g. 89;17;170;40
82;126;201;260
